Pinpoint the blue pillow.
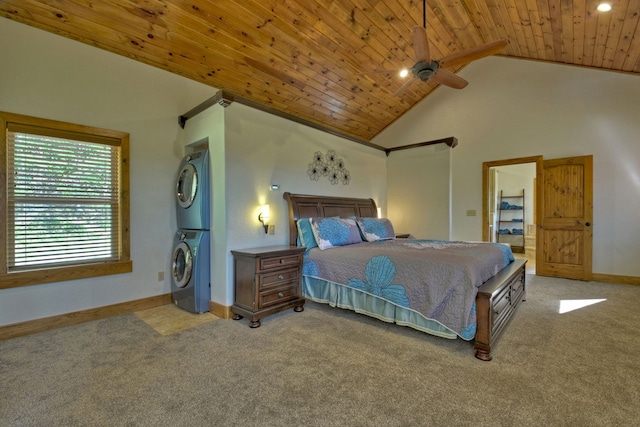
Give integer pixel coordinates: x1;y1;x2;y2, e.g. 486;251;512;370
296;218;318;250
356;217;396;242
309;217;362;250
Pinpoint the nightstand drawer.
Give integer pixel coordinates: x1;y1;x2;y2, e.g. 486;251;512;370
259;283;299;308
259;254;302;271
231;245;305;328
259;268;300;289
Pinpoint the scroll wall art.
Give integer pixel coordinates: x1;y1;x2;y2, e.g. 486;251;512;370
307;150;351;185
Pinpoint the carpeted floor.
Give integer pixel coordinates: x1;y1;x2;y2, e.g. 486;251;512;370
1;274;638;426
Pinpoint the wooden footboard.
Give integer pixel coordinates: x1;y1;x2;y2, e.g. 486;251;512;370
474;259;527;361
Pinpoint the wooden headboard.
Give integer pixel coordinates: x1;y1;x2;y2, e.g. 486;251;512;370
283;192;378;246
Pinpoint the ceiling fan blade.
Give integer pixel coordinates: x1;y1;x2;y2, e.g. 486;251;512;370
392;77;417;97
431;69;468;89
411;26;431;63
438;40;508;69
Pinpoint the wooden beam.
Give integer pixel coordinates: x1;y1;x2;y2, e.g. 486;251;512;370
179;90;387;152
384;136;458;156
178;90;233;128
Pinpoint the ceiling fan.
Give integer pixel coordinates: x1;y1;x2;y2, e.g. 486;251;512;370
380;0;509;97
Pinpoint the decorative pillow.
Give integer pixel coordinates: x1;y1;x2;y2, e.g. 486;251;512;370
356;217;396;242
309;217;362;250
296;218;318;250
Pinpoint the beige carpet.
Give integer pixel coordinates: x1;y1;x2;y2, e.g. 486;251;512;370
134;304;218;335
1;274;638;426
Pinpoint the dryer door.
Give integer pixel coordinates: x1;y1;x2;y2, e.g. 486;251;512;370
176;163;198;209
171;241;193;288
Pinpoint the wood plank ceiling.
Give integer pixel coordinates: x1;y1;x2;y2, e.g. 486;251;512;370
1;1;639;144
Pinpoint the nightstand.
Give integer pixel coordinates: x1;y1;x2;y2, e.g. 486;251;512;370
231;245;305;328
396;233;410;238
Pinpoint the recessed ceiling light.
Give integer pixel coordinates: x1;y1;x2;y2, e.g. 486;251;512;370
597;3;612;12
399;69;409;78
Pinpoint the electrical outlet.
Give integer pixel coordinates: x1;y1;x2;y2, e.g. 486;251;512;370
466;210;477;217
158;271;165;281
268;224;275;234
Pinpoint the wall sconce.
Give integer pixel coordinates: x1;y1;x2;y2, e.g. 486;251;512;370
377;207;382;219
258;204;270;234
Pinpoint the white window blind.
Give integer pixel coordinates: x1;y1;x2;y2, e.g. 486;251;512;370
6;126;121;271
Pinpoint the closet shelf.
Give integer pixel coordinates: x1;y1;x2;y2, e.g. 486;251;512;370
496;189;525;253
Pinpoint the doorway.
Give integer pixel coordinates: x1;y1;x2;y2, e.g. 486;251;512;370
482;156;542;274
483;155;593;280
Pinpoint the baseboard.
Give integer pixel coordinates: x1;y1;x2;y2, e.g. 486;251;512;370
209;301;233;319
0;293;172;341
592;273;640;286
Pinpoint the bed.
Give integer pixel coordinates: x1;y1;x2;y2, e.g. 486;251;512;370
283;192;526;361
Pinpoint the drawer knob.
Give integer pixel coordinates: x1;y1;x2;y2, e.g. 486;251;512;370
278;292;284;298
278;274;284;280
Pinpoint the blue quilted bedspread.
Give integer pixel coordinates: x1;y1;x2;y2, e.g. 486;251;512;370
302;239;514;339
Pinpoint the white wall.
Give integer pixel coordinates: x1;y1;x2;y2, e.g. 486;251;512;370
3;15;636;327
0;18;388;324
387;144;451;239
373;56;640;276
0;18;217;326
182;102;387;306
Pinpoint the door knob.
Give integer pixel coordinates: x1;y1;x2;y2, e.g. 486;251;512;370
585;222;591;226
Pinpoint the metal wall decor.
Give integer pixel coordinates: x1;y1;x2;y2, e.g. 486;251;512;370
307;150;351;185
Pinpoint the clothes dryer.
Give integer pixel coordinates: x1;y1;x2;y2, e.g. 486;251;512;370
171;229;210;313
176;149;210;230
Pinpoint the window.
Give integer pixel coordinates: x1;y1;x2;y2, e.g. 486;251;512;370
1;111;131;289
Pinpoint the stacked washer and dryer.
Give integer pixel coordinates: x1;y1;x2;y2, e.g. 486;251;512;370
170;149;211;313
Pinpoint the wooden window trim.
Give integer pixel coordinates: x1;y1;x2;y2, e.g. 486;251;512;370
0;111;131;289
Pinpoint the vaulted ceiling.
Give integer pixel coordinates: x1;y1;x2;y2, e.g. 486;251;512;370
2;1;639;144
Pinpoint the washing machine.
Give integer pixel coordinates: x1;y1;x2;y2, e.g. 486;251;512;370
171;229;211;314
176;149;210;230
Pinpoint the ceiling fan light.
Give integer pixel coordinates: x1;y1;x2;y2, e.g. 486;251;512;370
597;3;612;12
399;69;409;78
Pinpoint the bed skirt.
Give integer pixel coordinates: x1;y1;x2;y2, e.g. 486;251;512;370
302;276;473;340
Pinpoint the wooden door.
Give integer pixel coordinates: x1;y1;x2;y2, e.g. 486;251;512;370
537;156;593;280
